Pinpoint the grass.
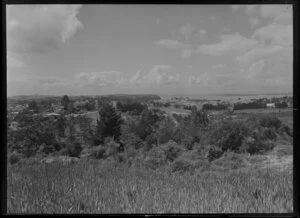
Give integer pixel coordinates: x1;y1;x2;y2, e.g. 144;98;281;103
7;157;293;214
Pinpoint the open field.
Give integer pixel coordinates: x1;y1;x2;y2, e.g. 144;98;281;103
7;153;293;214
233;108;293;129
149;106;191;115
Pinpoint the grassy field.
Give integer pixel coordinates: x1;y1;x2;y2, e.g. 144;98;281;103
233;108;293;129
7;152;293;214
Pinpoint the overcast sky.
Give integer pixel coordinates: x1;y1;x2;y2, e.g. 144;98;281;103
7;4;293;96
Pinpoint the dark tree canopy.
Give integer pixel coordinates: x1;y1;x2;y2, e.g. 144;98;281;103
96;103;123;141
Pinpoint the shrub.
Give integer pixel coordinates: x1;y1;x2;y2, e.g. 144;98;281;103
260;128;277;141
105;140;120;157
259;116;282;130
212;152;249;170
67;142;83;157
53;142;62;151
211;120;250;152
58;148;69;156
278;124;292;137
145;146;167;169
241;136;275;155
120;132;144;150
161;140;184;162
205;146;224;162
8;152;22;165
170;159;192;173
90;146;106;159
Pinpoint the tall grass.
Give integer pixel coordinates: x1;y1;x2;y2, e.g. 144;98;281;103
7;159;293;214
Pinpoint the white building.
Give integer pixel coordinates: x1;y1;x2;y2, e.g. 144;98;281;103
266;103;275;108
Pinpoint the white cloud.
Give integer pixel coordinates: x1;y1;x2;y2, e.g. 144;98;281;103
181;49;194;58
197;33;257;56
7;5;83;53
155;39;190;49
249;17;259;27
195;28;207;38
236;45;283;65
7;53;26;68
247;60;266;80
131;65;179;86
76;71;125;87
179;22;195;40
245;5;259;14
260;5;292;19
231;5;242;12
253;23;292;46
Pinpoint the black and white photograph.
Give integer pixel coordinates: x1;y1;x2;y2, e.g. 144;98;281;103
6;3;295;214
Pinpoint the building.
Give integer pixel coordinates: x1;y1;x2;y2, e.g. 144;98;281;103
266;103;275;108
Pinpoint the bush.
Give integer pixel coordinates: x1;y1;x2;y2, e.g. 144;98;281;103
170;159;192;173
212;152;249;170
241;136;275;155
120;132;144;150
8;152;22;165
161;140;184;162
278;124;292;137
205;146;224;162
211;120;250;152
261;128;277;140
67;142;82;157
259;116;282;130
90;146;106;159
145;146;167;169
105;140;120;157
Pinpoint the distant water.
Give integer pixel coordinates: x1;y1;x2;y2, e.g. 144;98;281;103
160;93;293;101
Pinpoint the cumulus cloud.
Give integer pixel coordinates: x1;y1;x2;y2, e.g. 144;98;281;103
155;39;190;49
7;5;83;53
181;49;194;58
179;22;195;40
7;53;26;68
197;33;257;56
231;5;242;12
130;65;179;86
236;45;283;65
260;5;292;19
253;23;292;46
249;17;259;27
195;28;207;38
76;71;126;87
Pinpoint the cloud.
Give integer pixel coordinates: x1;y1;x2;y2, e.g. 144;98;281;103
260;5;292;19
7;53;26;68
76;71;126;87
130;65;179;86
245;5;259;14
181;49;194;58
246;60;266;80
195;28;207;38
179;22;195;40
236;45;283;65
7;5;83;53
231;5;242;12
249;17;259;27
253;23;292;47
155;39;190;49
197;33;257;56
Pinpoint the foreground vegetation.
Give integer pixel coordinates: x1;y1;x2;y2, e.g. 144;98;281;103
7;156;293;214
7;96;293;214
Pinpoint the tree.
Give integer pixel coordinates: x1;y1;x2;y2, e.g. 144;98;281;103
96;103;122;142
62;95;70;111
155;116;177;144
28;100;39;113
56;115;66;138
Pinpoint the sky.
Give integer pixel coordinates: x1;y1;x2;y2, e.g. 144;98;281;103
7;4;293;96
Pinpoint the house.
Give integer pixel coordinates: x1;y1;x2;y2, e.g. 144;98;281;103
266;103;275;108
